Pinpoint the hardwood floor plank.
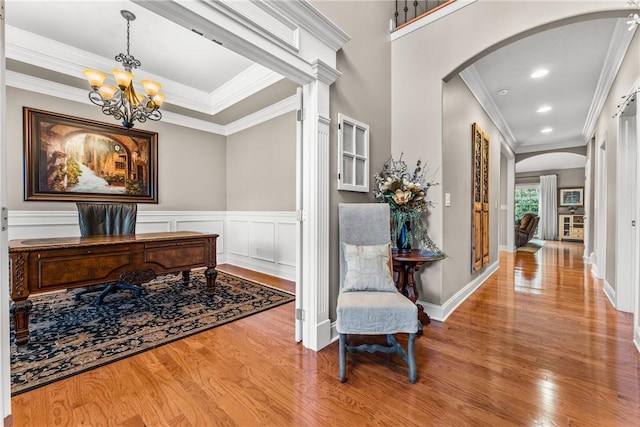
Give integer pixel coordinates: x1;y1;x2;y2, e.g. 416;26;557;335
11;244;640;425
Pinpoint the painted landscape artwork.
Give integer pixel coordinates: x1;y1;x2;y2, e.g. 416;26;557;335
24;108;158;203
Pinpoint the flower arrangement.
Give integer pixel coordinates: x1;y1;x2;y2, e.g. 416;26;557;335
374;154;442;255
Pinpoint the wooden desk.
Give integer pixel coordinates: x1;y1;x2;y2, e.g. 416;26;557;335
393;250;444;331
9;231;218;345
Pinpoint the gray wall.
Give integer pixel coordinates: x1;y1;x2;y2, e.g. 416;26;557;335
500;153;508;247
594;30;640;292
226;112;296;211
312;1;393;320
7;86;227;212
441;74;501;304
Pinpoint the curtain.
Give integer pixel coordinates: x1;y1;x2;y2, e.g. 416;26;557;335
539;175;558;240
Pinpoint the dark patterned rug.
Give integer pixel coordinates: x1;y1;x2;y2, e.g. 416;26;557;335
10;270;294;396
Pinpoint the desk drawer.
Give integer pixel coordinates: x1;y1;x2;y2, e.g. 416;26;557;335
144;240;207;270
33;246;132;290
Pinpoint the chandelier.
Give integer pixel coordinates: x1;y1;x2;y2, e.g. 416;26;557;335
83;10;165;129
628;1;640;31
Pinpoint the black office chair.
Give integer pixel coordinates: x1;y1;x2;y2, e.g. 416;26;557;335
75;202;148;304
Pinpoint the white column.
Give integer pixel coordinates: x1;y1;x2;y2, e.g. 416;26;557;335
301;60;340;351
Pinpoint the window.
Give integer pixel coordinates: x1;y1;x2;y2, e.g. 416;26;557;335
337;114;369;192
515;185;539;221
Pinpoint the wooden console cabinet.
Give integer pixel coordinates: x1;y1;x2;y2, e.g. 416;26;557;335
559;214;584;242
9;231;218;345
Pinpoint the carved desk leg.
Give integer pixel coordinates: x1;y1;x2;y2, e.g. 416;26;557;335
205;267;218;292
10;252;32;345
11;299;33;346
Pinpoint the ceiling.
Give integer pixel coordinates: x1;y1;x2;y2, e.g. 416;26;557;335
3;1;635;170
461;15;636;172
4;0;299;128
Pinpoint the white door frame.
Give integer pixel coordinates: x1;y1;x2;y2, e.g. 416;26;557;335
0;1;13;422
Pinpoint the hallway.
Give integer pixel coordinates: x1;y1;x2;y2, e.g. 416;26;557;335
11;244;640;426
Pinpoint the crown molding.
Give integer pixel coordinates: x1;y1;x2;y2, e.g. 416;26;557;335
5;25;289;117
582;18;636;142
133;0;315;85
311;59;341;86
225;94;297;135
516;138;588;154
263;0;351;52
6;71;226;135
5;26;212;114
209;64;284;115
7;71;299;136
459;64;517;153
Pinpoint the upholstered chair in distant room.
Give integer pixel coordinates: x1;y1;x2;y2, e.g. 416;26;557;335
75;202;145;304
515;213;540;247
336;203;419;383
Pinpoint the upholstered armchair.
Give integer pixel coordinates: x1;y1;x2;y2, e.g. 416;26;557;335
75;202;144;303
515;213;540;247
336;203;419;383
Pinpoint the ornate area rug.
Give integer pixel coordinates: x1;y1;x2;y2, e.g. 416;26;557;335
10;271;294;396
516;239;545;253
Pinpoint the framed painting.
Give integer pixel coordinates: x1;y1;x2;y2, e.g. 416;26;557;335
558;187;584;207
24;107;158;203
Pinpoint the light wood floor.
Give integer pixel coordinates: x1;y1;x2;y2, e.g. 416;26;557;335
11;242;640;426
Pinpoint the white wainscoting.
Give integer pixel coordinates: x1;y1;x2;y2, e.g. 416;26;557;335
7;210;296;281
224;211;296;281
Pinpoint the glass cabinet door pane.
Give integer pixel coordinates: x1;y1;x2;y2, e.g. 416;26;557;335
355;158;365;186
343;156;354;185
343;123;354;154
355;127;366;155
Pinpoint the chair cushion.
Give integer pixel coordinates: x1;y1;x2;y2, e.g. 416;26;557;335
519;213;532;230
337;291;418;334
342;243;397;292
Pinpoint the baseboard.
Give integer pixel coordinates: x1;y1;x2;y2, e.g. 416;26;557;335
602;279;615;308
634;325;640;355
499;244;515;253
420;260;499;322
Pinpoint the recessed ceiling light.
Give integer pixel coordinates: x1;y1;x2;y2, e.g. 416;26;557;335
541;127;553;133
531;69;549;79
537;105;552;113
498;89;509;95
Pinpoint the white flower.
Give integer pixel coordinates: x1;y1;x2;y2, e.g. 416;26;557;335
392;189;412;205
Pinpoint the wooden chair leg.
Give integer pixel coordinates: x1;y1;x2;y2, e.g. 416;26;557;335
339;334;347;383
